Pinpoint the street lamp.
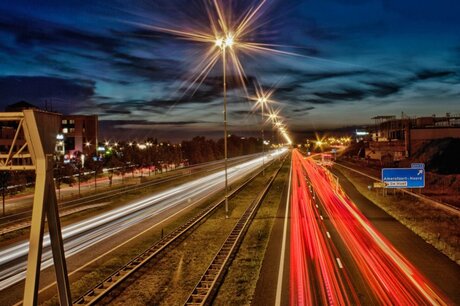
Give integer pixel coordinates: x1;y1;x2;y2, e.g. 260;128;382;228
149;0;298;219
215;33;234;219
128;142;135;177
257;96;268;176
269;111;280;155
78;154;85;197
146;142;152;176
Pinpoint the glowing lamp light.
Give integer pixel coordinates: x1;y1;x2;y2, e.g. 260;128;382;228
215;38;223;48
225;34;234;47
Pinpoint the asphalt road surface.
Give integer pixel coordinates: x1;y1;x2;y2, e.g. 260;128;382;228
289;149;455;305
331;164;460;305
0;149;286;300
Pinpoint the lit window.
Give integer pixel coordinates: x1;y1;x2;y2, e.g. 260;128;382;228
69;120;75;124
62;119;67;124
63;128;68;134
69;128;75;133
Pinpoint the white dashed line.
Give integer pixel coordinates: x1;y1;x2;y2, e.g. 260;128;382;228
336;258;343;269
276;159;292;306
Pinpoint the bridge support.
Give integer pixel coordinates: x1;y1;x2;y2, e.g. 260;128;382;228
0;110;71;305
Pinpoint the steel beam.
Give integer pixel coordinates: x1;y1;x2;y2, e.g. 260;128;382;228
0;110;71;305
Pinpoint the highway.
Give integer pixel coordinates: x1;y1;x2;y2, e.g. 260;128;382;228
0;152;270;223
0;149;286;293
290;149;450;305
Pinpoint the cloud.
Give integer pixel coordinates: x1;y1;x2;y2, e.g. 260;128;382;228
313;87;366;101
413;69;455;81
0;14;118;53
302;20;342;42
0;76;95;112
232;110;251;116
365;81;403;97
113;120;208;127
109;51;184;82
301;98;335;105
291;106;315;113
104;109;132;115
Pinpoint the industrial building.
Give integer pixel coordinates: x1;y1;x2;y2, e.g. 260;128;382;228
365;114;460;163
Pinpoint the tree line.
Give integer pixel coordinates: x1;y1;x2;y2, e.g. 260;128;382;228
0;135;266;197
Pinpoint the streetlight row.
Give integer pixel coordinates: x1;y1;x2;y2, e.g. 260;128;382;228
253;88;292;146
84;141;180;148
148;0;294;219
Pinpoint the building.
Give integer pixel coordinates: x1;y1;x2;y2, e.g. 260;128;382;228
61;115;98;157
366;113;460;164
2;101;98;158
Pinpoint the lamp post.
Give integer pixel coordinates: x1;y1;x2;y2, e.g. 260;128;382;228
151;0;292;218
128;142;135;178
78;153;85;197
147;142;152;176
257;97;267;176
216;34;234;219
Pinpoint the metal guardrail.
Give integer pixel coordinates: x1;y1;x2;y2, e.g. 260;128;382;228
184;158;285;305
72;159;281;305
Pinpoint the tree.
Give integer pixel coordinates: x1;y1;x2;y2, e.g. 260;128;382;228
105;154;124;187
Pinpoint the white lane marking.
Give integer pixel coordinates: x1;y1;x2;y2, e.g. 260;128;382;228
336;258;343;269
315;204;319;208
326;231;331;239
275;159;292;306
320;215;323;220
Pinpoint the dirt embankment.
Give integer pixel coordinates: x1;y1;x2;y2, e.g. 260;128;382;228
339;138;460;208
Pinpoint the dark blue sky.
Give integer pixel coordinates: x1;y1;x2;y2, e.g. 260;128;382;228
0;0;459;141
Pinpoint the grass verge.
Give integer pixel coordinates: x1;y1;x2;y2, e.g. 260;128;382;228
41;162;280;306
213;157;290;305
105;163;282;306
336;166;460;264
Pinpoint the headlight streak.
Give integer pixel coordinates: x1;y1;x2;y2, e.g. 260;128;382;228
0;149;286;291
290;150;357;305
291;149;450;305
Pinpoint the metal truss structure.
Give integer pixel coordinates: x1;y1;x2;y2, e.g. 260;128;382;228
0;110;71;305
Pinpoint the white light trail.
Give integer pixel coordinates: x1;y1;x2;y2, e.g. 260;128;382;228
0;149;286;290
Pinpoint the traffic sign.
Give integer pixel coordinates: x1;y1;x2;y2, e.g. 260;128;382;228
381;167;425;188
411;163;425;169
373;182;386;188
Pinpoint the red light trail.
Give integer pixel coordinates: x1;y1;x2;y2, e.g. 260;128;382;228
290;149;450;305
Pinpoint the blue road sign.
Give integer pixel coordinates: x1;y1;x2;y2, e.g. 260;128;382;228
411;163;425;169
382;167;425;188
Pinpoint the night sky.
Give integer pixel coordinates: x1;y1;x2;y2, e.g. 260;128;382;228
0;0;459;142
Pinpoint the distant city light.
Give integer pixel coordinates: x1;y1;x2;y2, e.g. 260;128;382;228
356;130;369;136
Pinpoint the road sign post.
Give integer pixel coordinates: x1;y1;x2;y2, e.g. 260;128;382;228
382;164;425;189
